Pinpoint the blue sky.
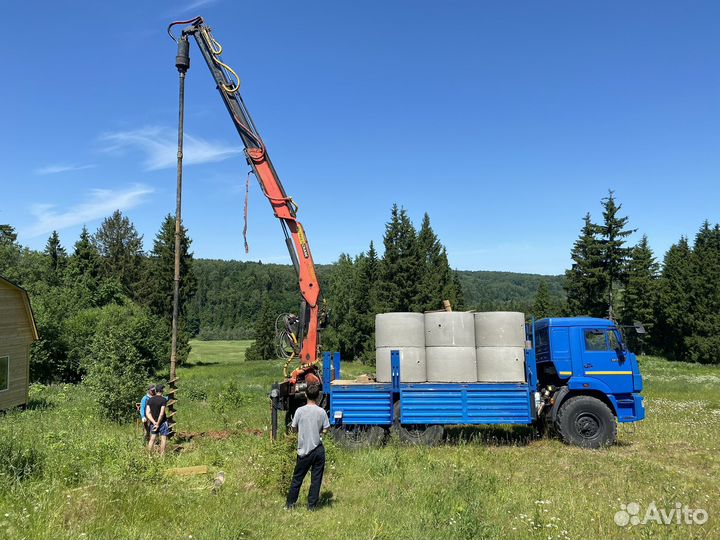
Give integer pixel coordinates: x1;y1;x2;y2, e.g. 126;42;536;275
2;1;719;274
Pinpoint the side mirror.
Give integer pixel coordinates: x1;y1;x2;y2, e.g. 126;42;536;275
633;321;646;335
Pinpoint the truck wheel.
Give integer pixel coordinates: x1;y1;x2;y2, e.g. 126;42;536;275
329;425;386;449
391;401;444;446
555;396;616;449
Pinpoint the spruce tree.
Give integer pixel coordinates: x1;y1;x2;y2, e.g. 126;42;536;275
0;224;18;245
43;230;67;285
376;205;421;312
67;226;109;307
323;254;356;358
654;237;692;360
620;235;659;353
684;222;720;364
245;298;276;361
597;191;635;318
415;213;449;311
143;215;197;321
532;280;552;319
0;225;21;280
93;210;144;297
443;268;466;311
366;241;379;284
71;226;102;278
350;252;378;364
141;214;197;363
564;213;607;317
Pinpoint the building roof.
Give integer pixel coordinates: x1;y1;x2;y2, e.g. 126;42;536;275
0;275;39;340
535;317;615;329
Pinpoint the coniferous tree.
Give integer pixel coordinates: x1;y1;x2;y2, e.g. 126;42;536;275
93;210;144;297
597;191;635;318
654;237;692;360
532;280;552;319
71;226;102;279
323;254;357;359
67;225;119;308
684;222;720;364
415;213;446;311
366;241;379;284
349;252;378;364
620;235;659;353
43;230;67;285
564;213;607;317
0;224;18;245
245;298;276;361
442;268;466;311
376;205;421;312
142;214;197;363
145;216;197;316
0;225;21;280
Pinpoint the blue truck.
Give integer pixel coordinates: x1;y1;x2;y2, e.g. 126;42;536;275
271;316;645;449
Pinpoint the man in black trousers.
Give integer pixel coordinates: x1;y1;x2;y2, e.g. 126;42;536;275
286;383;330;510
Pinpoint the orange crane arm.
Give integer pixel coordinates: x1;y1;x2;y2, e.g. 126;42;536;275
171;17;321;367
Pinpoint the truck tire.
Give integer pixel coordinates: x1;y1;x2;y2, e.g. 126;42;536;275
329;425;386;449
391;401;444;446
555;395;616;449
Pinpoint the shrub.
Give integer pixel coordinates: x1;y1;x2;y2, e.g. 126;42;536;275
84;363;150;423
71;303;167;375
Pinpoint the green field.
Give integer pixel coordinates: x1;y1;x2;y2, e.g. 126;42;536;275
0;341;718;539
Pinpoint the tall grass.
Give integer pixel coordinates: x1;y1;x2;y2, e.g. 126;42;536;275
0;342;717;539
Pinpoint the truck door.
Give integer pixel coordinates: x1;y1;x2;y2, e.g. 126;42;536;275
580;327;633;394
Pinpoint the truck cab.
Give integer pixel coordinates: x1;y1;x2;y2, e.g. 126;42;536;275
533;317;645;446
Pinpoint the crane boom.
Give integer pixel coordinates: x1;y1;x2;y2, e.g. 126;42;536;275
171;17;321;370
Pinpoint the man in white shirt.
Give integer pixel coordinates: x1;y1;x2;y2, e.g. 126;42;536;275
286;384;330;510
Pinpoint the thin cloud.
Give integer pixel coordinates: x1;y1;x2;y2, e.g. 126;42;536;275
182;0;217;12
23;184;154;239
34;163;96;175
101;126;241;171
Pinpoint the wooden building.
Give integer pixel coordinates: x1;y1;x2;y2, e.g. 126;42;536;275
0;276;38;410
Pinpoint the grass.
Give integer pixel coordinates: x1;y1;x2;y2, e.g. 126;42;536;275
0;342;718;539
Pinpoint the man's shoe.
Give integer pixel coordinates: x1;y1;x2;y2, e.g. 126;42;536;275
284;504;296;510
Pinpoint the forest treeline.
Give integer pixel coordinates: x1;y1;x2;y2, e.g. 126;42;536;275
561;191;720;363
1;189;719;415
188;263;565;340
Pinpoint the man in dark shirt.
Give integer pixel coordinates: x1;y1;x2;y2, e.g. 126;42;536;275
139;385;155;443
145;385;169;455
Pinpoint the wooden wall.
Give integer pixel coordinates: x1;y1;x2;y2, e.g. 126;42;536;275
0;284;33;409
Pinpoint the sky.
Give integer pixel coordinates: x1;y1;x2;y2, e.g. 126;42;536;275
2;1;719;275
